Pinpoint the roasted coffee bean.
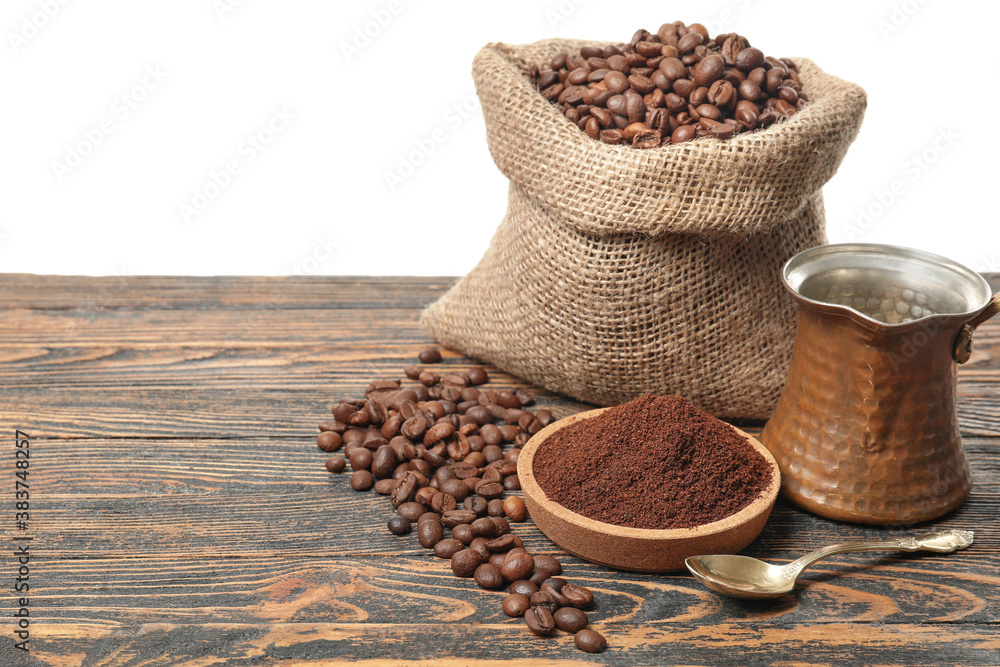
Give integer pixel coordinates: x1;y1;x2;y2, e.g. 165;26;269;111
486;534;517;553
510;579;539;597
439;478;469;501
350;470;374;491
332;403;355;423
501;552;535;582
555;607;589;633
468;537;492;561
325;456;346;473
502;593;531;617
465;367;488;385
430;491;458;513
318;420;347;435
502;474;520;491
489;552;507;569
396;501;426;522
502;496;527;521
632;128;662;149
693;54;724;86
418;347;442;363
574;629;607;653
417;519;444;548
525;606;556;636
434;538;465;559
442;509;477;528
532;554;562;577
475;480;505;500
371;445;397;479
417;511;440;526
348;447;372;472
529;590;560;615
471;517;498;538
452;523;475;544
373;478;395;495
387;515;411;535
451;548;483;577
541;581;570;608
463;495;488;515
474;562;506;589
487;498;506;517
491;516;510;536
671;124;696;144
499;425;521;443
562;583;595;609
317;431;343;452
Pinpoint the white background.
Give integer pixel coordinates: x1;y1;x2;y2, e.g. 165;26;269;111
2;0;998;278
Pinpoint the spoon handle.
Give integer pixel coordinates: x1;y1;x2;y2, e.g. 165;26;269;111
785;529;974;577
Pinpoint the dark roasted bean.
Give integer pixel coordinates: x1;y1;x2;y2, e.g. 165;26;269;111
574;629;607;653
387;516;411;535
450;548;483;577
502;593;531;617
525;606;556;636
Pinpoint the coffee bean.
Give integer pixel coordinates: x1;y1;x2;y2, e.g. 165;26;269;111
574;629;607;653
387;516;411;535
465;367;488;385
671;124;696;144
471;517;498;538
533;554;562;577
417;519;444;548
451;548;483;577
562;583;595;609
510;579;538;597
474;562;506;589
502;496;527;521
439;478;469;501
525;606;556;636
317;431;343;452
325;456;346;473
463;495;488;515
396;501;426;522
693;54;724;86
373;478;395;495
554;607;589;633
502;593;531;617
350;470;374;491
418;347;442;363
475;480;505;500
434;538;465;559
501;552;535;582
348;448;372;472
487;498;505;517
442;509;477;528
452;523;475;544
529;590;560;615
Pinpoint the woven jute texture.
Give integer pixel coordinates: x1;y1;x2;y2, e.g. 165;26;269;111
421;39;867;420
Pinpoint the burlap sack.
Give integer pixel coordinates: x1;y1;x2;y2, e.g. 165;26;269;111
421;39;866;420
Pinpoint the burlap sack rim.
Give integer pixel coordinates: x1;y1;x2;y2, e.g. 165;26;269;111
474;39;867;238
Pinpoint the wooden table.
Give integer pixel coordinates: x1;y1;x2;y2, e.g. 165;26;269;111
2;275;998;666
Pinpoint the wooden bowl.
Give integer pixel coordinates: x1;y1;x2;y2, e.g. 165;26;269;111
517;407;781;573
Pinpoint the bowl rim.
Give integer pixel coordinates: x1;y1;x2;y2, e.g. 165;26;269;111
518;406;781;540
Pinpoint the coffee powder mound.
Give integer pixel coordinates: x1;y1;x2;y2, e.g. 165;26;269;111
533;395;773;529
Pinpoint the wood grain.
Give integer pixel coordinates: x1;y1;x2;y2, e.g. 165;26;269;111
1;275;998;666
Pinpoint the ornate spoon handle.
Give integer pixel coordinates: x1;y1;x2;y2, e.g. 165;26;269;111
780;529;974;580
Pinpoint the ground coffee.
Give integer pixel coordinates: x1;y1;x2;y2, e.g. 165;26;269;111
533;395;773;529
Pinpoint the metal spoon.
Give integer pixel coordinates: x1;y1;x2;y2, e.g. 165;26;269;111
685;529;974;599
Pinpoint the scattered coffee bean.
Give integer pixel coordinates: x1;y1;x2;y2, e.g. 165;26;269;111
574;629;608;653
525;606;556;636
509;580;539;597
501;551;535;582
554;607;589;633
325;457;346;473
434;538;465;559
387;516;411;535
350;470;374;491
418;347;442;364
562;583;595;609
474;562;506;589
502;593;531;617
317;431;343;452
451;549;483;577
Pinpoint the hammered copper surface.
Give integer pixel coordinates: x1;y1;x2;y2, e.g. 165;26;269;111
760;307;972;524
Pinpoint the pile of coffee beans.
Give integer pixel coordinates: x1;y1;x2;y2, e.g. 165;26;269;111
317;347;607;653
533;21;806;147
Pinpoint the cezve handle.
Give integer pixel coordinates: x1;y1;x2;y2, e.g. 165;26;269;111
955;292;1000;363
